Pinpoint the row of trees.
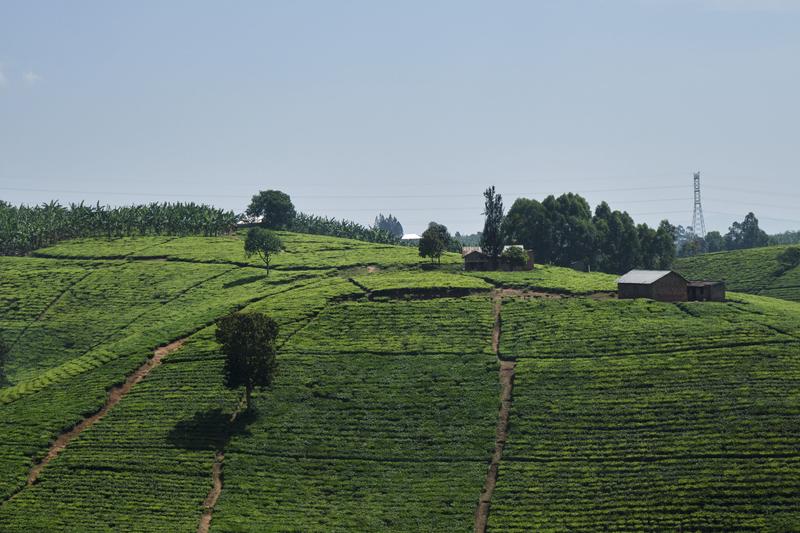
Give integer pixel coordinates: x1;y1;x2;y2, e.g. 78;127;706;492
0;201;237;256
770;230;800;246
246;190;398;244
495;190;675;273
677;212;769;256
374;214;404;238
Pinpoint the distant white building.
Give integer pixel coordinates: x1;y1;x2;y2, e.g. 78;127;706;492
401;233;421;241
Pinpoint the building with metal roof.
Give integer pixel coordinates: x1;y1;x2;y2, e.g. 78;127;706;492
617;270;689;302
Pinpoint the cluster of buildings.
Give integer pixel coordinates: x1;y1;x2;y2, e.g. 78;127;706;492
444;241;724;302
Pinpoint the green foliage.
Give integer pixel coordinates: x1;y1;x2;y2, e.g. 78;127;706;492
288;298;494;356
418;224;446;263
770;229;800;246
0;201;236;256
216;313;278;409
244;227;283;274
480;186;504;261
491;295;800;530
776;247;800;274
724;212;769;250
350;270;492;296
502;193;675;273
246;190;296;229
290;212;399;244
374;213;404;238
675;244;800;303
35;231;458;270
214;296;497;531
0;335;8;387
501;246;527;269
6;228;800;531
469;264;617;294
705;230;725;252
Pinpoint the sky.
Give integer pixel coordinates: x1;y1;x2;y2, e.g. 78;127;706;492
1;0;799;235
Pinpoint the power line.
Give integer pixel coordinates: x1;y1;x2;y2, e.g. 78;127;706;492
0;184;688;200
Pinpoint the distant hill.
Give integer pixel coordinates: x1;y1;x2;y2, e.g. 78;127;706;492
674;245;800;302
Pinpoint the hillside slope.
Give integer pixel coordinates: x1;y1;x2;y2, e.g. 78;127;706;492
674;245;800;302
1;232;799;531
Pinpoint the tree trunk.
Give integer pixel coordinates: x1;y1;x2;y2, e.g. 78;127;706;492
245;385;253;411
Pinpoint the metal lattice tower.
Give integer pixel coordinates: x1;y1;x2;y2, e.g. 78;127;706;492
691;171;706;238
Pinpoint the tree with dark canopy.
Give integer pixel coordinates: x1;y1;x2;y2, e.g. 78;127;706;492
246;190;296;229
480;186;505;266
501;190;678;273
215;313;278;411
419;222;450;263
705;231;725;253
374;214;404;238
244;227;283;276
724;212;769;251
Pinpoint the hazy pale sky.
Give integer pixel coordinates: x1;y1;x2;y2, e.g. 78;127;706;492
2;0;799;234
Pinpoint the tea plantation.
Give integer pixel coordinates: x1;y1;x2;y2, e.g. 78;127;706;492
675;244;800;302
1;231;799;531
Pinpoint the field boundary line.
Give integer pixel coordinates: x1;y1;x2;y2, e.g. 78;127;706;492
10;268;97;349
475;290;516;533
503;450;800;463
1;338;186;506
0;265;242;405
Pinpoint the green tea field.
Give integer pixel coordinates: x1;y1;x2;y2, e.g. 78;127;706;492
1;232;799;531
675;245;800;302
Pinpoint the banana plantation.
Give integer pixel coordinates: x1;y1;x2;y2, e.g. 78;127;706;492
0;201;237;256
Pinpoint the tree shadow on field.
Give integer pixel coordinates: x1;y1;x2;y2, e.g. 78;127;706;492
223;275;268;289
167;408;256;451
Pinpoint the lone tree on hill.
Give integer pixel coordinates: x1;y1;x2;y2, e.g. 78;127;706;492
215;313;278;411
245;227;283;276
480;186;504;267
0;335;9;387
246;190;296;229
418;222;452;264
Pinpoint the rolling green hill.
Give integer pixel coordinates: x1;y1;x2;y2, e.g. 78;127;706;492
1;232;799;531
674;245;800;302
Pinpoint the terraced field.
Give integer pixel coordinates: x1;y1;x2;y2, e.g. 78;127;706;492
675;245;800;302
491;294;800;531
2;231;800;531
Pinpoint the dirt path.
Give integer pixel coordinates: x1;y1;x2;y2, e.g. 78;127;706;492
475;291;516;533
197;399;247;533
197;451;224;533
25;339;186;486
